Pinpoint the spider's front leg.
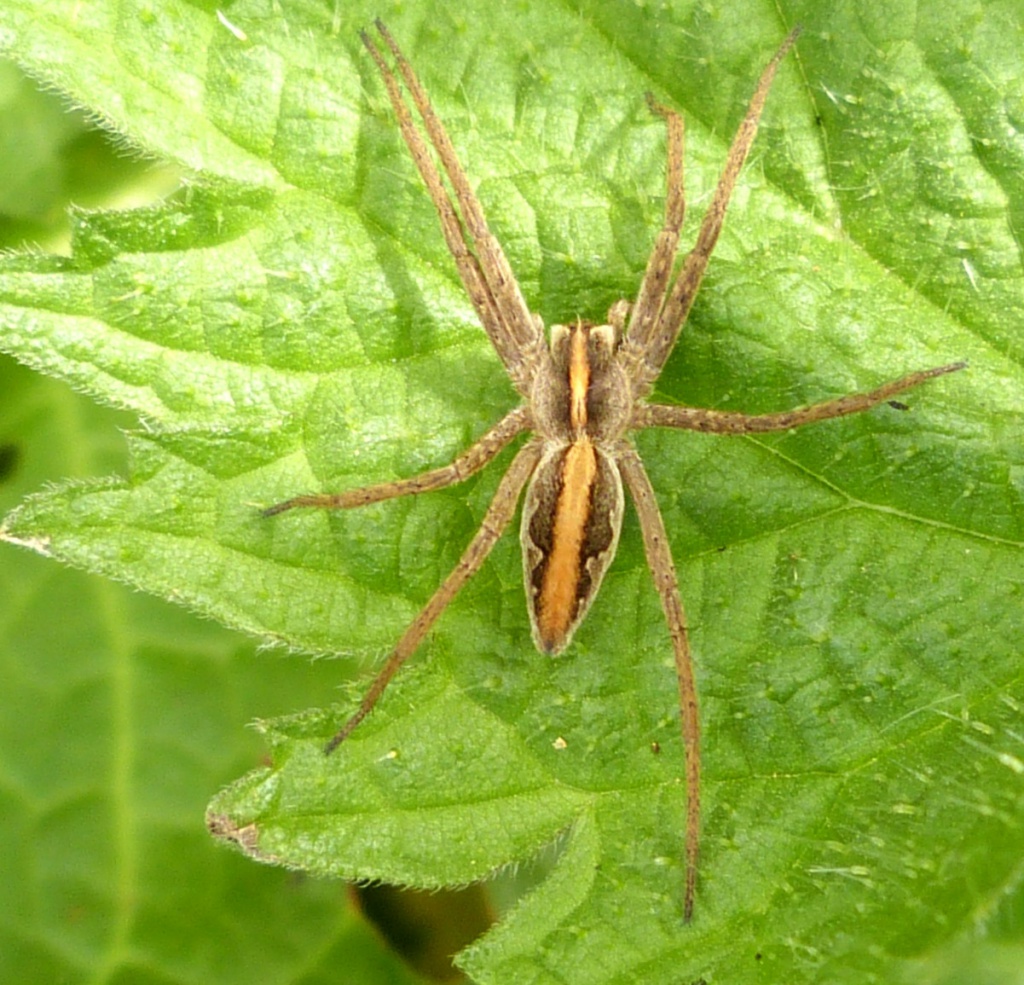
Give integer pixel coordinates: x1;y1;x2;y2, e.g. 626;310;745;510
622;26;801;395
621;95;686;349
362;21;546;397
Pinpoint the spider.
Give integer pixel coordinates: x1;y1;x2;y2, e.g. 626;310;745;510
265;21;965;920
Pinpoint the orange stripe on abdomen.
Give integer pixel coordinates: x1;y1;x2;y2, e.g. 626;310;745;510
536;438;597;650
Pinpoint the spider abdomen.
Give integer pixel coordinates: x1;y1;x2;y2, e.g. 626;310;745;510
520;439;625;654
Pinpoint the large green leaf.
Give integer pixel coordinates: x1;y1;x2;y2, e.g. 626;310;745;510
2;1;1022;983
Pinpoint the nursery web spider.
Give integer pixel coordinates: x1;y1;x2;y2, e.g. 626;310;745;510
265;21;965;920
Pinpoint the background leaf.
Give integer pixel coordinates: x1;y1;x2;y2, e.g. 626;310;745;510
0;360;429;983
1;1;1022;984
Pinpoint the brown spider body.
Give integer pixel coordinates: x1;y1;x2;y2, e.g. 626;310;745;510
522;321;629;653
265;22;965;920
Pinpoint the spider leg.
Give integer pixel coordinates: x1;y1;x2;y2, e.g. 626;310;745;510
634;361;966;433
365;23;546;393
616;444;700;922
627;27;801;392
621;96;686;347
263;406;531;516
324;438;544;754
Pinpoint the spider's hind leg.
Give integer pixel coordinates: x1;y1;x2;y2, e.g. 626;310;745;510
616;443;700;922
322;439;543;754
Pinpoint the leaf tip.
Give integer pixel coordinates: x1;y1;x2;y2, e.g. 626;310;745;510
207;811;262;856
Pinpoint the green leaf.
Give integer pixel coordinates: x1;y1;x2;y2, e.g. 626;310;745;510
2;1;1022;984
0;354;428;983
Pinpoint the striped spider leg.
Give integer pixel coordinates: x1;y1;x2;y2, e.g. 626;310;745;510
265;21;966;920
